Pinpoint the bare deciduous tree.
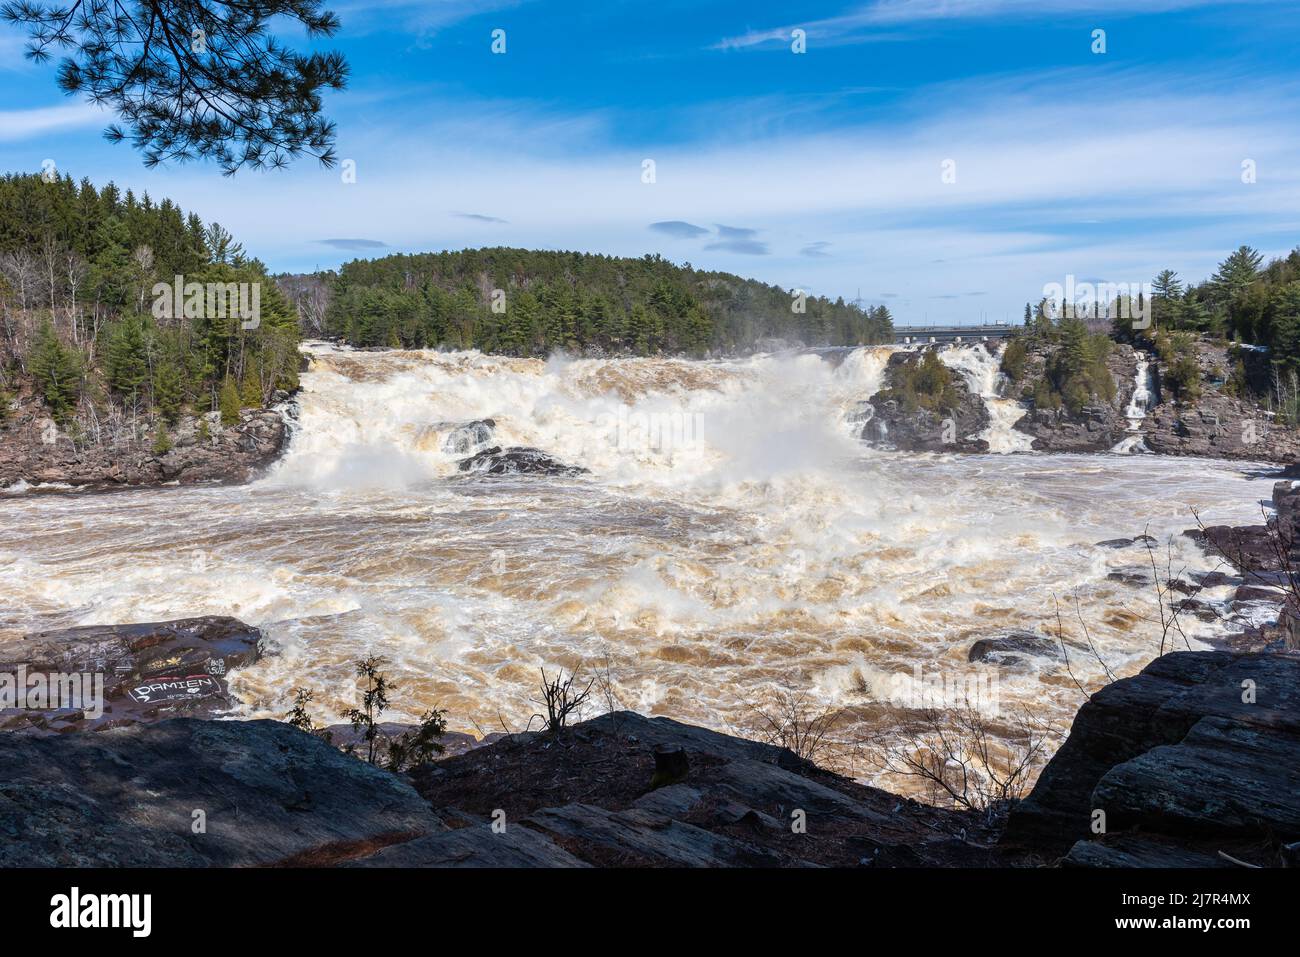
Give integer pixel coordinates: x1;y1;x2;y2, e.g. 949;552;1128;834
737;689;844;766
867;703;1061;822
531;667;594;734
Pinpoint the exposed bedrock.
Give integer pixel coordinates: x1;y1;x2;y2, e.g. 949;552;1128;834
1003;650;1300;867
0;718;442;867
861;348;990;453
0;402;292;490
457;445;589;476
1145;393;1300;461
0;616;262;733
1005;343;1138;453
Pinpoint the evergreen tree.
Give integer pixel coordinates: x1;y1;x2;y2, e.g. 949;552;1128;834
1210;246;1264;302
218;377;241;427
2;1;348;175
105;315;151;406
1152;269;1183;300
29;322;82;424
240;365;263;408
313;247;892;354
153;361;184;425
151;423;173;456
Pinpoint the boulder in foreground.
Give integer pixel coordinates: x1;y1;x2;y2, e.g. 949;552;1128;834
1004;650;1300;867
0;718;442;867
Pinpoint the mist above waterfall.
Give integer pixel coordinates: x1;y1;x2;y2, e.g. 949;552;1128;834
0;344;1274;794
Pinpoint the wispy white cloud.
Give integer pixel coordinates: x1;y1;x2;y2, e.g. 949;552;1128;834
717;0;1273;50
0;103;105;142
0;25;39;73
51;66;1300;322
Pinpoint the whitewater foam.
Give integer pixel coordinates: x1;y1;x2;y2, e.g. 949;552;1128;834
0;344;1275;794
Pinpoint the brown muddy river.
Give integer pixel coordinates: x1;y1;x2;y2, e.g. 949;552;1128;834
0;344;1276;790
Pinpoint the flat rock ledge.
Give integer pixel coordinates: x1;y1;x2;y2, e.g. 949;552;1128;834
0;718;441;867
1003;650;1300;867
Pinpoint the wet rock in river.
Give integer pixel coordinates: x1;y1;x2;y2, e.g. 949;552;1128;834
1174;598;1222;622
457;445;588;476
438;418;496;455
0;616;262;733
1235;584;1286;603
968;631;1062;667
1094;534;1156;549
1107;570;1149;586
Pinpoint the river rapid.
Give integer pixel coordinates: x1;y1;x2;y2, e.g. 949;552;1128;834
0;343;1276;788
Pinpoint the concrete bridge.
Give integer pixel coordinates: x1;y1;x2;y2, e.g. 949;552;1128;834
892;323;1018;345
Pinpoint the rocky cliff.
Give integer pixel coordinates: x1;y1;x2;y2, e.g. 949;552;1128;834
0;400;293;490
861;347;991;452
1007;342;1139;453
1004;650;1300;867
1002;334;1300;461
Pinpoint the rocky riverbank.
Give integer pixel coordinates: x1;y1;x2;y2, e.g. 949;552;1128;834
1005;650;1300;867
1;613;1296;867
1004;334;1300;461
858;334;1300;462
0;397;294;491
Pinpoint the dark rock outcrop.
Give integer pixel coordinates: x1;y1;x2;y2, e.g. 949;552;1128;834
861;349;990;453
400;711;1001;868
968;632;1062;668
0;718;442;866
1006;342;1138;453
1179;479;1300;650
0;403;291;490
1094;535;1156;549
1144;393;1298;462
0;617;262;733
1004;650;1300;867
1141;337;1300;463
457;445;588;476
3;671;1298;867
999;333;1300;459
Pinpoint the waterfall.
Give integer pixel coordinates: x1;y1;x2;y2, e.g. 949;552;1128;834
1112;357;1154;454
938;343;1034;453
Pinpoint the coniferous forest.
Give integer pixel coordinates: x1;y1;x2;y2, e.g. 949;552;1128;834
0;173;300;441
288;247;895;355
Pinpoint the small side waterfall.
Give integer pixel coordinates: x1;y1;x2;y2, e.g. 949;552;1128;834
1112;357;1154;454
939;343;1034;453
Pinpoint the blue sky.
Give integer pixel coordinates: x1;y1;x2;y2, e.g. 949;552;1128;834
2;0;1299;324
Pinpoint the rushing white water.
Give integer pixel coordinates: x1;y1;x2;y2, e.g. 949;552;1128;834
1113;357;1155;454
938;343;1036;453
0;344;1274;791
